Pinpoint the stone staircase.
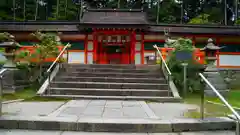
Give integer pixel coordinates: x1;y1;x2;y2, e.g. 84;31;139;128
42;64;181;102
1;64;236;133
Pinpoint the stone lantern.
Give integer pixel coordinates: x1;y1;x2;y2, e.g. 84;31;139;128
0;33;20;68
0;33;28;94
201;38;228;97
200;38;222;63
0;41;20;68
200;38;224;71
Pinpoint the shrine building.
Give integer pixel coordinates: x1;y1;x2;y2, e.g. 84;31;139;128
0;9;240;68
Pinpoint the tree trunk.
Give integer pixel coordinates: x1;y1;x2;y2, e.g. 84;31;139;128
79;0;83;20
13;0;16;20
65;0;68;18
23;0;26;20
156;0;160;24
224;0;227;25
56;0;59;19
34;0;39;20
235;0;238;21
46;0;48;20
118;0;121;8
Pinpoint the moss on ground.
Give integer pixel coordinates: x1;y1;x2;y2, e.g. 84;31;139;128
183;90;240;118
2;88;69;102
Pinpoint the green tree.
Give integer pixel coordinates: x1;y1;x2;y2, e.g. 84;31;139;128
188;14;211;24
16;32;62;82
153;0;181;23
235;18;240;25
49;0;79;20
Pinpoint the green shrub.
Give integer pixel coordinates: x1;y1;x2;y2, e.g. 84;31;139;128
167;38;205;94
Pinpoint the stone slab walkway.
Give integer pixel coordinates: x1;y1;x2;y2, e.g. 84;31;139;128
3;102;65;117
1;100;235;132
148;103;198;119
2;100;198;120
49;100;157;119
0;130;235;135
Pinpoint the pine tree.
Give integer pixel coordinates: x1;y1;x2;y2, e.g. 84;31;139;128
49;0;79;20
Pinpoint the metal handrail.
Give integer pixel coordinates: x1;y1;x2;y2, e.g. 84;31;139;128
46;43;70;95
0;69;7;77
46;43;70;73
153;45;171;75
153;45;172;96
199;73;240;121
0;68;8;116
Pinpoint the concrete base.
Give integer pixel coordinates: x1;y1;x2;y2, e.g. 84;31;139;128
204;65;228;97
0;116;235;132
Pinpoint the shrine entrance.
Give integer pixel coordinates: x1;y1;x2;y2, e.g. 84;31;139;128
93;30;135;64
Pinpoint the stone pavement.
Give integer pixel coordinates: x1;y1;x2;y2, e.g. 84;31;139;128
49;100;156;119
0;130;235;135
1;100;235;132
2;102;65;116
2;100;198;120
148;103;197;119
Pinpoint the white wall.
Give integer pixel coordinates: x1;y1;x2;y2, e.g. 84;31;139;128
219;54;240;67
66;52;85;64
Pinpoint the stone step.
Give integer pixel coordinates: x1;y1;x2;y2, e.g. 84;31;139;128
66;64;158;70
50;81;169;90
61;72;162;78
0;130;236;135
48;88;172;97
0;116;234;132
66;67;160;73
41;94;181;102
55;76;166;84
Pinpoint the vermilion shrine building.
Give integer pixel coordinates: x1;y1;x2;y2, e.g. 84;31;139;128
0;9;240;68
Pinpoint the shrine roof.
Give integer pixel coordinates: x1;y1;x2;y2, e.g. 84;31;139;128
149;24;240;35
81;9;148;25
0;21;240;35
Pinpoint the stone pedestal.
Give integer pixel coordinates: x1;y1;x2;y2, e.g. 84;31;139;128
2;68;30;94
204;62;229;97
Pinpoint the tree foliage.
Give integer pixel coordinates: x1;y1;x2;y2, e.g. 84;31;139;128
16;32;61;64
188;14;211;24
0;0;237;25
167;38;204;94
16;32;63;82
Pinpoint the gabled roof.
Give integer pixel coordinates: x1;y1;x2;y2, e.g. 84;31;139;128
81;9;148;25
0;21;240;35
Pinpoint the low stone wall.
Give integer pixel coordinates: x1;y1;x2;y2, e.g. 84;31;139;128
2;69;31;93
219;69;240;89
1;64;52;94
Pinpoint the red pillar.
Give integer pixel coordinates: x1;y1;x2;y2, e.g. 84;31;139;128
84;34;88;64
131;30;136;64
93;30;98;64
141;32;144;64
216;37;220;67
